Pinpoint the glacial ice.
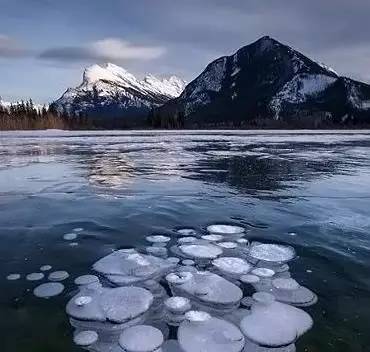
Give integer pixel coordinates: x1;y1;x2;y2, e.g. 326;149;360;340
33;282;64;298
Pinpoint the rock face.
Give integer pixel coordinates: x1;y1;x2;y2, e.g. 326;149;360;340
154;36;370;127
51;63;185;124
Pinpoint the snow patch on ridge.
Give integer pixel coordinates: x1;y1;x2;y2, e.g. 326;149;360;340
270;74;337;118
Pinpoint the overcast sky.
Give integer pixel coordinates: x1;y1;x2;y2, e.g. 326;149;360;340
1;0;370;103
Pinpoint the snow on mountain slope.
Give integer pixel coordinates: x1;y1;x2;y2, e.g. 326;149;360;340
270;74;338;118
52;63;186;118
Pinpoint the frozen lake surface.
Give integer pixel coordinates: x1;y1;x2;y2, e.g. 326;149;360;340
1;130;370;351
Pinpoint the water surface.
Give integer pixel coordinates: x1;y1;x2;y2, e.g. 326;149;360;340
1;130;370;352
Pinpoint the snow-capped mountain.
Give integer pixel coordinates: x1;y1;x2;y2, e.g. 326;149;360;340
155;36;370;127
51;63;185;121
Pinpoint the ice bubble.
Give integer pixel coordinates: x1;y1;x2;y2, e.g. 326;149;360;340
184;310;211;322
207;224;245;235
201;234;224;242
179;244;222;259
164;297;191;313
26;273;44;281
63;233;77;241
237;238;249;245
271;278;318;307
146;246;167;257
166;272;193;285
67;286;153;324
146;235;171;243
73;330;98;347
167;257;180;264
48;270;69;281
177;229;197;236
216;241;238;249
212;257;252;275
177;237;197;244
74;275;99;286
182;259;195;266
40;265;52;272
240;274;260;284
6;273;21;281
73;228;84;232
273;278;300;290
249;244;295;263
252;292;276;305
69;242;79;247
241;300;313;347
100;287;153;324
119;325;163;352
178;316;244;352
252;268;275;278
33;282;64;298
75;296;93;306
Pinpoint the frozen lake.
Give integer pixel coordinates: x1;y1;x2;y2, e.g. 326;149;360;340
1;130;370;351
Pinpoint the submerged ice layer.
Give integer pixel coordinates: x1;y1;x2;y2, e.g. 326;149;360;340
6;223;317;352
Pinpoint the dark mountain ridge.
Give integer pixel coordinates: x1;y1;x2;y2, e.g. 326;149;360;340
152;36;370;128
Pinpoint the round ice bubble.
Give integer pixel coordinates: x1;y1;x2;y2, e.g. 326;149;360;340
73;330;98;347
273;278;300;290
241;300;313;347
252;292;276;305
26;273;44;281
63;233;77;241
240;274;260;284
146;235;171;243
75;296;93;306
178;237;197;244
207;224;245;235
216;242;238;249
74;275;99;286
237;238;249;245
6;274;21;281
177;229;197;236
185;310;211;323
249;244;295;263
179;244;222;259
212;257;252;275
164;296;191;313
167;257;180;264
179;316;244;352
40;265;52;272
166;272;193;285
119;325;164;352
48;271;69;281
73;228;84;232
251;268;275;278
146;246;167;257
182;259;195;266
201;234;224;242
33;282;64;298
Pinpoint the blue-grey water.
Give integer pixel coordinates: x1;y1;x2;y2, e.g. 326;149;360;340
0;130;370;352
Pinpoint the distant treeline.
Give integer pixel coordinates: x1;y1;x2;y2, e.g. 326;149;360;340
0;100;92;130
2;101;370;130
